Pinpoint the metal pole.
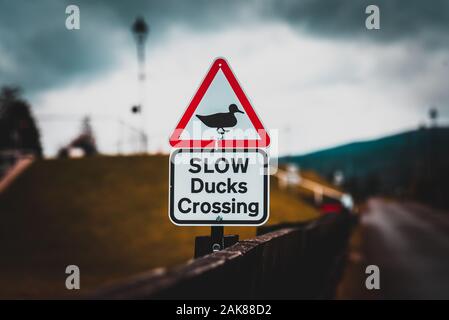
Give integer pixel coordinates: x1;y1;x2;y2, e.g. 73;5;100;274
210;226;224;252
132;17;149;153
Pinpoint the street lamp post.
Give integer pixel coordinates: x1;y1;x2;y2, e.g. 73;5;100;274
131;17;149;153
429;107;438;128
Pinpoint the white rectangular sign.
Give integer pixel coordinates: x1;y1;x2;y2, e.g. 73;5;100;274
169;149;269;226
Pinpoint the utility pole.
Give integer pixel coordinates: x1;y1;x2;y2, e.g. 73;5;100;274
429;107;438;128
131;17;149;153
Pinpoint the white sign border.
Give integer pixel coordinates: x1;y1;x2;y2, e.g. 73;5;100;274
168;148;269;226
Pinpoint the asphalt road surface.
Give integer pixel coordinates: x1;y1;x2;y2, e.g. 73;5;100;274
338;198;449;299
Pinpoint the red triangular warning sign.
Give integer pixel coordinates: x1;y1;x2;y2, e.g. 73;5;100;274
169;58;270;149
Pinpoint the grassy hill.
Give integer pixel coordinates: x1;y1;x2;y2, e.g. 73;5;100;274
0;155;318;298
282;127;449;208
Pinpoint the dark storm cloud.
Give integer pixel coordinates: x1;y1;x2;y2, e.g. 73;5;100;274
0;0;249;94
0;1;117;93
264;0;449;45
0;0;448;95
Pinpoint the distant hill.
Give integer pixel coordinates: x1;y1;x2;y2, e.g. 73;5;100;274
281;127;449;209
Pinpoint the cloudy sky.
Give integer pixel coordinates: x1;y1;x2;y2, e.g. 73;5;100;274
1;0;448;156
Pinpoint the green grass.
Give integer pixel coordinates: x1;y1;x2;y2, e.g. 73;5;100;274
0;155;318;298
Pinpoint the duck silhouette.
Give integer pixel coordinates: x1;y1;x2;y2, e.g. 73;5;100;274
196;104;244;139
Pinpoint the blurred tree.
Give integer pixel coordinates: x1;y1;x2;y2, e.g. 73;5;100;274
57;116;98;158
0;86;43;157
73;116;98;156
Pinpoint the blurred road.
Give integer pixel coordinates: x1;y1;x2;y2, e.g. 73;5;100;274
338;198;449;299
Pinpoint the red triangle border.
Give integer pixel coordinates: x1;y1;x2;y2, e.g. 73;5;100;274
169;58;270;148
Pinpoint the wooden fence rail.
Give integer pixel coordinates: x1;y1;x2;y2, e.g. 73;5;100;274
92;213;356;299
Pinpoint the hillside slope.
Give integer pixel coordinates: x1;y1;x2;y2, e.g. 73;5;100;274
283;127;449;207
0;155;318;298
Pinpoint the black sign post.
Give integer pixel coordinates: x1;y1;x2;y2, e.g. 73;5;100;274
194;227;239;258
